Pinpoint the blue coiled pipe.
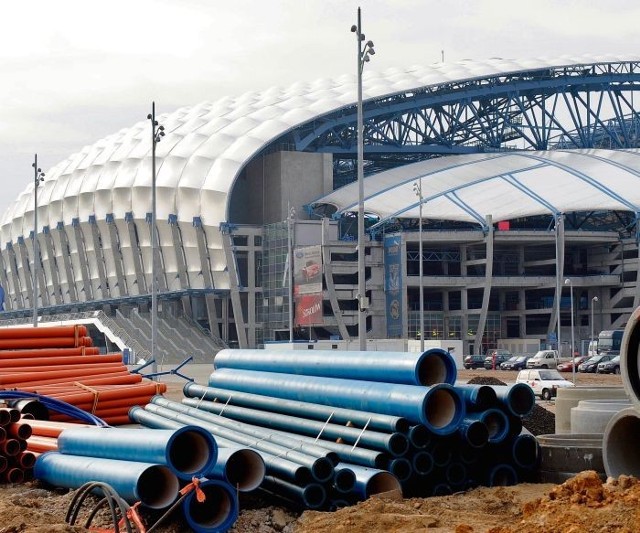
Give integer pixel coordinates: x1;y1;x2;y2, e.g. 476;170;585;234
181;397;409;457
34;452;179;509
182;478;238;533
129;406;313;485
335;463;402;500
213;347;457;386
207;368;464;434
184;382;409;433
57;426;217;481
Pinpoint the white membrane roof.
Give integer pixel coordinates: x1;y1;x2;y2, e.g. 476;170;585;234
3;54;639;242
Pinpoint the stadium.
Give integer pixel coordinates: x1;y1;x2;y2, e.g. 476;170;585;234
2;54;640;360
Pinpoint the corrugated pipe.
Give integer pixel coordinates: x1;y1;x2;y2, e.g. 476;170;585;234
181;397;409;457
335;463;402;500
261;475;326;510
57;425;217;481
487;463;518;486
207;369;465;435
454;384;498;411
488;384;535;417
132;404;319;485
456;418;489;448
213;347;457;386
182;478;238;533
149;397;337;477
621;306;640;407
34;452;179;509
464;408;509;444
184;382;409;433
603;406;640;477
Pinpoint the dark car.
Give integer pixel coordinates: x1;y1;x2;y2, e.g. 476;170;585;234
578;354;614;373
463;355;485;369
483;349;513;370
500;355;529;371
597;355;621;374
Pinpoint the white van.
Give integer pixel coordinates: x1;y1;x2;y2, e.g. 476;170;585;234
525;349;560;369
516;368;574;400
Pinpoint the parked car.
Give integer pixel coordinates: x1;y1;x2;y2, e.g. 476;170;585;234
526;349;560;369
516;368;575;400
483;349;513;370
597;355;621;374
578;354;615;373
557;356;588;372
500;355;529;371
463;355;486;369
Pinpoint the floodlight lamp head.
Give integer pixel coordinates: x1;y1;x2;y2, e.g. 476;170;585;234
350;24;357;33
367;40;374;48
564;278;571;285
593;296;599;302
360;33;365;41
369;48;375;55
159;125;165;131
153;120;159;126
147;113;152;120
364;55;370;62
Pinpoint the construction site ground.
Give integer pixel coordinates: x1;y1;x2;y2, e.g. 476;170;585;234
1;367;636;533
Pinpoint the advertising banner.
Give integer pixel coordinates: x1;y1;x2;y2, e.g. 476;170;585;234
293;245;323;326
384;235;403;338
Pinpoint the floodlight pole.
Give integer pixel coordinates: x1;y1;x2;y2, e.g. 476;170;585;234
413;179;424;351
31;155;45;328
147;102;165;374
287;205;296;343
565;278;575;384
351;7;375;351
591;296;599;344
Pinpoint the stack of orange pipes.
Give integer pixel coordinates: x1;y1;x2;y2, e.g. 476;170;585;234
0;407;38;483
0;324;167;425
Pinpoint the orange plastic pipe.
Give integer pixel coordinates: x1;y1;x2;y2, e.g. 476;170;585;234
67;395;159;411
26;420;93;438
0;354;123;368
46;382;167;403
25;435;58;453
0;347;100;358
96;415;132;426
15;451;37;469
0;336;92;349
18;373;143;391
0;366;129;385
0;325;87;339
0;363;125;375
0;408;20;425
7;421;32;440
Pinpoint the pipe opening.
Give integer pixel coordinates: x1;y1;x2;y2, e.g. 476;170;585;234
412;451;434;476
488;465;517;487
465;421;489;448
169;429;213;476
11;400;49;421
311;457;334;483
388;433;410;457
431;483;452;496
366;472;402;497
137;465;180;509
225;449;266;492
457;443;479;465
302;484;326;509
388;458;412;482
430;440;453;467
12;424;32;440
0;410;10;426
424;388;458;432
294;466;313;485
407;425;431;449
18;452;36;469
512;434;539;469
0;456;7;473
417;352;448;386
334;468;356;493
483;411;508;443
4;468;24;483
604;412;640;477
622;316;640;404
445;462;466;486
186;483;235;529
2;439;20;456
507;385;535;416
507;415;522;438
474;386;497;410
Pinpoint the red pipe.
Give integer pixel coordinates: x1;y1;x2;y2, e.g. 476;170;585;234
62;396;161;412
26;420;93;438
3;467;24;483
1;438;21;456
15;451;36;469
0;455;6;474
0;408;20;424
0;325;87;339
47;382;167;403
19;373;144;390
7;421;32;440
0;336;92;349
0;354;123;368
0;368;131;386
25;435;58;453
0;362;125;374
0;347;100;358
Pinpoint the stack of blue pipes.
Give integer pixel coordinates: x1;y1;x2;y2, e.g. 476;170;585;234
131;347;539;510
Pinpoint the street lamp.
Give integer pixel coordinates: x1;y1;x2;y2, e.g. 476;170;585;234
287;205;296;343
413;179;424;351
146;102;165;374
591;296;599;345
564;278;575;383
351;7;375;351
31;155;45;328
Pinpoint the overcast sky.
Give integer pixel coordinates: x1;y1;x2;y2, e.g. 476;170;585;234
1;0;638;217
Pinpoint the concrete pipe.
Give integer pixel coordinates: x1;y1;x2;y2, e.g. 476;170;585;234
536;433;605;483
571;399;632;435
603;407;640;478
555;387;629;434
621;306;640;407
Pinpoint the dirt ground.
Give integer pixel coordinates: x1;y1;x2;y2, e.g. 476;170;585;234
0;369;631;533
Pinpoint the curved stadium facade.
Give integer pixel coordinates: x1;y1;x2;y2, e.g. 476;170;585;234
3;54;640;356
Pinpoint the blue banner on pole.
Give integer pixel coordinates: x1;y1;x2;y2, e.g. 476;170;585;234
384;235;403;338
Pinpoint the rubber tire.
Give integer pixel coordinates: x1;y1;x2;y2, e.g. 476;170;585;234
542;389;552;401
541;365;548;369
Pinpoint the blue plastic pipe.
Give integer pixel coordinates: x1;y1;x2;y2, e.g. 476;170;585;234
213;347;457;386
488;383;535;417
456;418;489;448
261;476;326;510
181;397;409;457
335;463;402;500
454;384;498;411
182;478;238;533
184;382;409;433
509;433;540;469
57;426;217;481
411;450;434;476
207;368;464;434
129;406;313;485
209;447;266;492
34;452;179;509
487;463;518;486
333;467;357;494
463;408;509;444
